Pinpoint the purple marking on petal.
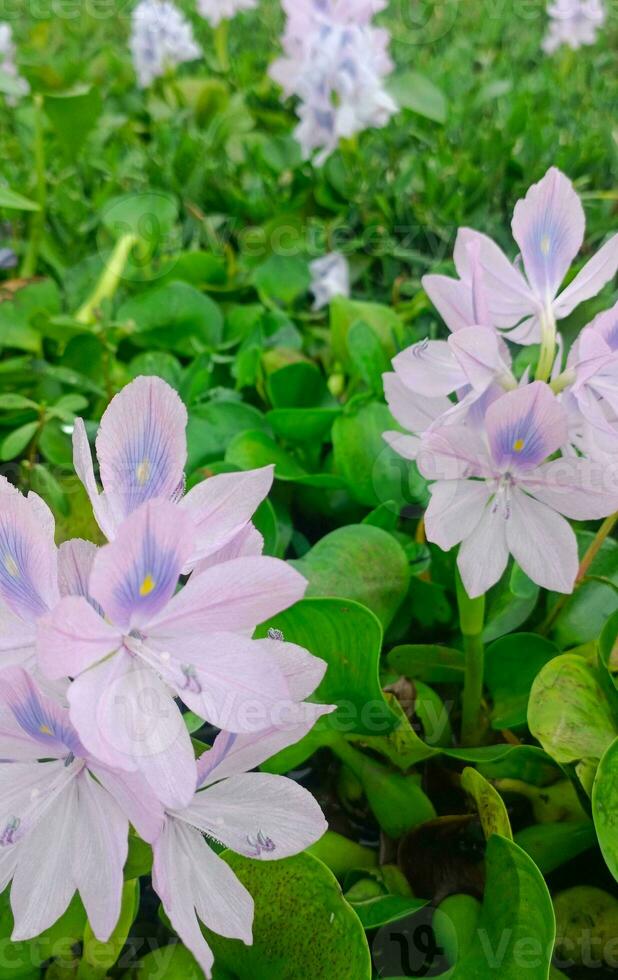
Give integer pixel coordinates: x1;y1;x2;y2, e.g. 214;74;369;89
11;689;83;758
111;525;181;626
486;383;568;473
0;521;48;621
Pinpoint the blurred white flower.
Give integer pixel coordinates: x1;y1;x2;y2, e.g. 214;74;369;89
310;252;350;309
270;0;397;164
542;0;605;53
0;23;29;104
196;0;258;27
130;0;202;88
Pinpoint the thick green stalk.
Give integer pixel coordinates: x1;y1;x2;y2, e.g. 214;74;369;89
214;19;230;72
535;305;557;382
20;95;46;279
456;571;486;746
75;233;138;325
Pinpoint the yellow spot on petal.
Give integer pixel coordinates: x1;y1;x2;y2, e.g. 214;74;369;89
513;438;525;453
39;724;52;736
540;235;551;256
3;554;19;578
139;574;156;597
136;460;150;485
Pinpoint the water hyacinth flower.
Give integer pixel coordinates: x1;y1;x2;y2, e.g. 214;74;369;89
422;168;618;363
37;497;327;808
310;252;350;310
270;0;397;164
542;0;605;54
0;667;163;942
73;375;274;569
0;23;29;104
129;0;202;88
153;726;328;977
415;382;618;597
196;0;258;27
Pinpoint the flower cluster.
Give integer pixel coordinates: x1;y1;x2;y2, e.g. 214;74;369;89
0;23;29;104
197;0;258;27
269;0;397;164
0;377;330;977
130;0;202;88
384;167;618;599
310;251;351;310
542;0;605;53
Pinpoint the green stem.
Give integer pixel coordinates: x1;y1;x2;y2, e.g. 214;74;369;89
214;19;230;72
75;233;138;325
20;94;46;279
540;511;618;635
535;304;557;382
456;571;486;746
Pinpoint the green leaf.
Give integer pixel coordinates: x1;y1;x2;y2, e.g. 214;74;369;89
330;297;404;370
461;767;512;840
266;362;328;408
187;402;269;472
350;893;427;930
550;531;618;646
204;852;372;980
80;879;139;977
0;421;38;460
128;942;205;979
388;644;465;683
483;570;539;643
267;407;340;444
450;836;555;978
515;821;596;875
592;736;618;882
252;255;310;306
307;830;378;877
44;86;103;156
485;633;559;730
101;191;178;245
290;524;410;629
346;320;391;392
528;654;617;765
119;282;223;355
0;280;60;353
0;393;39;411
388;71;448;123
333;738;436;837
257;597;400;742
226;430;345;488
333;400;427;509
0;186;40;212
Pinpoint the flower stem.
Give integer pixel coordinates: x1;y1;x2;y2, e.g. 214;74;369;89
75;233;138;325
540;511;618;635
214;19;230;72
20;94;46;279
456;571;486;746
535;305;557;383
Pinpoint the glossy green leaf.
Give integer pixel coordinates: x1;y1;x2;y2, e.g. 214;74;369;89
485;633;559;730
252;255;310;306
0;187;40;211
44;86;103;156
204;852;372;980
119;282;223;354
290;524;410;628
528;654;617;765
388;644;465;683
389;71;448;123
307;830;378;877
515;821;596;875
257;597;399;742
0;421;38;460
592;736;618;882
266;362;328;408
330;297;403;369
450;836;555;978
186;402;269;471
461;767;512;840
333;399;427;509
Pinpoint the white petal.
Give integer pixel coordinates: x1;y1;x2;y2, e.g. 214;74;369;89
424;479;492;552
457;500;509;598
505;488;578;594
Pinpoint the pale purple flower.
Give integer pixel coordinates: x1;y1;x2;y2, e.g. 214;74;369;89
152;725;328;977
310;252;350;309
543;0;605;53
0;23;29;104
423;168;618;352
560;300;618;455
383;326;516;458
37;498;328;808
196;0;258;26
416;381;618;597
73;375;275;570
270;0;396;164
130;0;202;88
0;667;163;942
